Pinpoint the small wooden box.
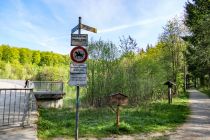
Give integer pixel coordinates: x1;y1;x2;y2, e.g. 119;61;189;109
164;81;176;88
109;93;128;106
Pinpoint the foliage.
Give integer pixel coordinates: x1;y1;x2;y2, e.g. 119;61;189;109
85;31;186;107
0;44;69;81
199;87;210;97
0;28;187;106
19;48;32;64
119;35;138;55
32;51;41;65
102;122;134;134
38;93;189;139
0;44;69;67
35;66;69;81
159;17;187;93
184;0;210;87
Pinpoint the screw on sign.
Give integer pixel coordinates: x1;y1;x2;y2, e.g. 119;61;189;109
70;46;88;63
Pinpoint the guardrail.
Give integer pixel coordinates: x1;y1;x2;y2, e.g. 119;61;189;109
31;81;64;93
31;81;65;100
0;88;35;128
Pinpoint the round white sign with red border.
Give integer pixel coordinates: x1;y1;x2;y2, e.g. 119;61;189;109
70;46;88;63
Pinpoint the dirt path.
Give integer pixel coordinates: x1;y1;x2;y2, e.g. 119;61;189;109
168;89;210;140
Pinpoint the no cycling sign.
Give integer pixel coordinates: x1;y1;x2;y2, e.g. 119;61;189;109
70;46;88;63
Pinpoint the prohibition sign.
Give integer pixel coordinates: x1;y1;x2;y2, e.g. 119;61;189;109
70;46;88;63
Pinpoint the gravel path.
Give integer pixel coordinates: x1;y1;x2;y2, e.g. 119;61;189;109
168;89;210;140
0;127;37;140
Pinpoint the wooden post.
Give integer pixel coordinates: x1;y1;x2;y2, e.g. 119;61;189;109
184;64;186;92
168;87;172;104
170;87;172;104
168;87;170;104
116;105;120;128
164;81;175;104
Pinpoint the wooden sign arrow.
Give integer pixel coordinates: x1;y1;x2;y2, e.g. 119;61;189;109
80;24;97;33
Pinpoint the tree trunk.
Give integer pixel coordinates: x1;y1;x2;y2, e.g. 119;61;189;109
200;76;205;87
209;73;210;88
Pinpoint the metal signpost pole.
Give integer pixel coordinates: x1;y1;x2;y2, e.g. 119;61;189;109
75;85;79;140
75;16;81;140
70;16;96;140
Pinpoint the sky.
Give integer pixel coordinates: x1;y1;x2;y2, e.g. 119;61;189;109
0;0;187;54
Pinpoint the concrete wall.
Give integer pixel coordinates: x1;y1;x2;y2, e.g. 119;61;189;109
37;99;63;108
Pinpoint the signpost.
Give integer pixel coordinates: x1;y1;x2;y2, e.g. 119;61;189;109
69;17;97;140
80;24;97;33
164;81;176;104
71;25;79;34
109;93;128;128
69;64;87;86
70;46;88;63
71;34;88;46
69;74;87;86
70;63;87;74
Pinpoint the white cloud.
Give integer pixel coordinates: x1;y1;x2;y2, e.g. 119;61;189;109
1;0;187;54
98;16;169;33
42;0;131;27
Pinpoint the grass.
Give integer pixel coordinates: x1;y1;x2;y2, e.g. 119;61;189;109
199;87;210;97
37;93;189;139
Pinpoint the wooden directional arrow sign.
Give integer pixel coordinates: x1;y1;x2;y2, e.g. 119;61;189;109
71;24;79;34
80;24;97;33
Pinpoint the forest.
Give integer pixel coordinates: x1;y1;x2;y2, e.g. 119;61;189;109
0;0;209;107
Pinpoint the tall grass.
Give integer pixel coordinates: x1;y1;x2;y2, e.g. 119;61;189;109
38;92;189;139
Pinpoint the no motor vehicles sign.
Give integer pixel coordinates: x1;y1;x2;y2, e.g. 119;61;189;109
70;46;88;63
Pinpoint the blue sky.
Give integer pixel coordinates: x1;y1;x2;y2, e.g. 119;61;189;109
0;0;187;54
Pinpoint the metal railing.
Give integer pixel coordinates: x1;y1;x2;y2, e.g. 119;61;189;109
31;81;64;93
0;88;35;128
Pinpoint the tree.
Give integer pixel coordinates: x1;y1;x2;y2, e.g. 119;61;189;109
10;48;20;63
0;46;3;60
160;18;187;93
119;35;138;56
36;66;68;81
32;51;41;65
185;0;210;87
1;45;13;62
87;40;118;106
19;48;32;64
40;52;53;66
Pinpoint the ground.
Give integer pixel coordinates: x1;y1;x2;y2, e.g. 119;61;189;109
52;89;210;140
1;79;210;140
168;89;210;139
